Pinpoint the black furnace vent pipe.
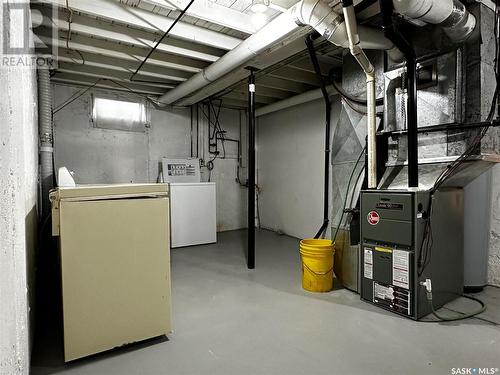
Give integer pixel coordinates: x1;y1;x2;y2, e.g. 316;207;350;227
247;68;256;269
306;36;331;239
379;0;419;188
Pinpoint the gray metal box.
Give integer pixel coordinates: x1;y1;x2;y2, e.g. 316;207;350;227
360;189;464;320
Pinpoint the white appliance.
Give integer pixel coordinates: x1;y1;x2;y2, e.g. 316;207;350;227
162;158;217;248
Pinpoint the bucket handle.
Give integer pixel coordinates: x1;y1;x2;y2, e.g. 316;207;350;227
302;262;333;276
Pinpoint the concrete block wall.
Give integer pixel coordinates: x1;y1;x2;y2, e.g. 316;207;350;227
196;103;248;231
0;2;39;374
52;84;247;232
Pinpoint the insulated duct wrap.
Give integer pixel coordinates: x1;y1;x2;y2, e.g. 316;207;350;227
37;68;54;218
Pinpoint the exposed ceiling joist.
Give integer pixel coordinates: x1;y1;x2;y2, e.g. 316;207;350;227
268;0;298;12
136;0;256;34
216;98;249;109
268;66;321;85
38;31;207;73
51;73;166;95
289;56;340;74
33;7;225;62
57;49;191;82
54;64;176;89
40;0;242;50
255;76;317;94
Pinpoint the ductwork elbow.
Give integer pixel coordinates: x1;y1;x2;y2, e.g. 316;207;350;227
293;0;403;61
393;0;477;43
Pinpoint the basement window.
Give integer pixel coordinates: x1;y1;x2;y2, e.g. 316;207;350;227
92;97;147;132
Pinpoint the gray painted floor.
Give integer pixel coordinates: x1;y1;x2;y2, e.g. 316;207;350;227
32;229;500;375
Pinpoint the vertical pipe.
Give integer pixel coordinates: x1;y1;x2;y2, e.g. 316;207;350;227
379;0;419;187
366;74;377;188
190;105;194;158
196;104;199;158
247;69;256;269
341;1;378;188
406;58;419;187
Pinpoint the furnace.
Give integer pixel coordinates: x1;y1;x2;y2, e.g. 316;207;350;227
360;189;464;319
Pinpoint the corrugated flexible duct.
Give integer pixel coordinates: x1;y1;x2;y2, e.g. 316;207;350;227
37;68;54;218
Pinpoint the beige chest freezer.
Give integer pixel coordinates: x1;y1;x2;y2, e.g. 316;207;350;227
50;183;172;362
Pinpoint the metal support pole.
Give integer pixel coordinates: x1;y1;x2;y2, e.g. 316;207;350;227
247;68;256;269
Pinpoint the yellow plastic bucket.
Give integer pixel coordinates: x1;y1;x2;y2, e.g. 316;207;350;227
299;239;335;292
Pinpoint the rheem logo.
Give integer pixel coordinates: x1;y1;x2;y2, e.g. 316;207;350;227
367;210;380;225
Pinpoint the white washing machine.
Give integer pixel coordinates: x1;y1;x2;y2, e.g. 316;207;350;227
162;158;217;248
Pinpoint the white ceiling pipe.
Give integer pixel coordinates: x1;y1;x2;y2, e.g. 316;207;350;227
294;0;403;60
159;11;302;105
256;87;337;117
158;0;399;105
393;0;477;42
342;2;377;189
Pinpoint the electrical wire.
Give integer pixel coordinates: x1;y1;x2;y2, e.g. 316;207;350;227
130;0;194;84
420;294;487;323
53;78;162;114
64;0;85;66
53;78;104;114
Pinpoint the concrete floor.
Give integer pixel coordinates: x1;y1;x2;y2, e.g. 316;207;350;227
32;229;500;375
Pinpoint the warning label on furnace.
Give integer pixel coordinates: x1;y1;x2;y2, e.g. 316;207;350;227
373;282;394;301
392;249;410;289
364;247;373;279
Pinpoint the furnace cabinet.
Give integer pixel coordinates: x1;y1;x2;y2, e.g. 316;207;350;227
360;189;464;320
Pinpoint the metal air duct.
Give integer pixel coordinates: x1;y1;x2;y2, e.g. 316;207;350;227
158;0;399;105
393;0;477;42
